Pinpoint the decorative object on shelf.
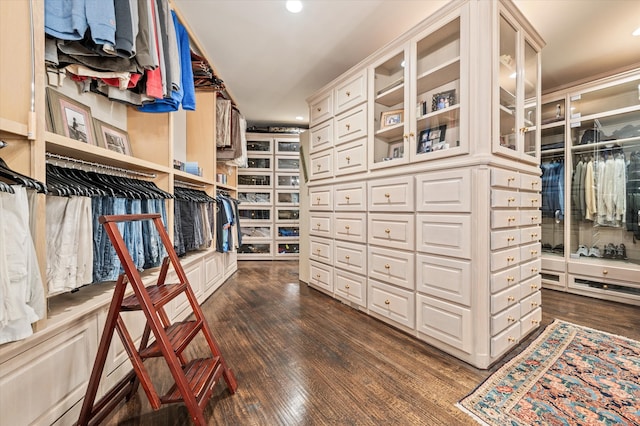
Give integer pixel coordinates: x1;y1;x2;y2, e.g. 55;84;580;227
380;109;404;130
93;119;132;156
417;125;447;153
458;320;640;426
432;89;456;111
388;141;404;159
46;88;97;145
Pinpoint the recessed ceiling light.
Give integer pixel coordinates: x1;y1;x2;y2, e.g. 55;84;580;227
286;1;303;13
633;26;640;36
295;116;304;121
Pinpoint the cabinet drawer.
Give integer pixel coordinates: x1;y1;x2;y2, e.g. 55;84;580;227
520;192;541;208
334;268;366;308
491;322;520;357
491;265;520;293
520;226;541;244
335;103;367;145
368;176;414;211
334;137;367;176
334;212;367;243
491;189;520;208
491;246;520;272
415;168;471;212
368;213;415;250
541;255;564;272
309;150;333;180
520;290;542;316
368;246;415;290
520;307;542;336
416;294;472;354
309;260;333;293
334;181;366;211
491;228;521;250
490;285;520;315
416;254;471;306
335;69;367;114
520;209;541;226
567;261;639;283
309;120;333;153
519;173;541;192
520;274;541;299
520;258;541;281
491;303;520;336
334;240;367;275
368;279;415;329
309;212;332;238
520;242;541;262
309;90;333;126
416;214;471;259
309;237;333;265
309;186;332;211
491;210;520;229
491;168;520;189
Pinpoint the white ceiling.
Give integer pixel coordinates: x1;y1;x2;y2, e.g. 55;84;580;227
173;0;640;127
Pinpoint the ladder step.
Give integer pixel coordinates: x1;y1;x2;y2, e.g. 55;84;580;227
139;320;202;358
121;283;187;310
160;357;223;404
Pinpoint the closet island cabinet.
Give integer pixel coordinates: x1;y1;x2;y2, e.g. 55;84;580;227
302;0;544;369
0;1;238;424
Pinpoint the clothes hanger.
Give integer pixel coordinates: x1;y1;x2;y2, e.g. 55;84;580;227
0;157;47;193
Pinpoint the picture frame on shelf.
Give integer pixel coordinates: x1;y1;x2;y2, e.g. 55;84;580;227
418;125;447;153
93;118;133;156
388;141;404;159
380;109;404;130
432;89;456;112
46;87;97;145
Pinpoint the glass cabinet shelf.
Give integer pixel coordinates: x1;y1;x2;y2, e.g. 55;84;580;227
569;77;640;120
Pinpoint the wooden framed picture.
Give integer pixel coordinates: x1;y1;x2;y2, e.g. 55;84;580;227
46;87;97;145
388;141;404;159
432;89;456;112
380;109;404;129
93;118;133;156
417;125;447;153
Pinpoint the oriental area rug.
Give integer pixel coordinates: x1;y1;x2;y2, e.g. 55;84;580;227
457;320;640;425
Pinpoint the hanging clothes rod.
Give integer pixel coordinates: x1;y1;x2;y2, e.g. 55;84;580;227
174;179;207;189
45;152;157;178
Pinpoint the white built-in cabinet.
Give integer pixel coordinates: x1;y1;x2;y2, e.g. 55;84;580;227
302;0;544;369
0;1;238;423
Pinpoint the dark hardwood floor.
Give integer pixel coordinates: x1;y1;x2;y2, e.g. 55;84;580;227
102;260;640;425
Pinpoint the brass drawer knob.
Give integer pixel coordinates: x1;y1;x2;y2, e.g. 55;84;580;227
384;300;390;305
316;136;321;141
384;193;390;198
530;233;538;238
507;256;514;262
345;225;350;230
508;197;516;203
530;284;537;290
508;316;515;322
531;267;538;273
345;195;350;201
345;284;350;289
317;107;322;112
602;269;608;275
507;236;515;242
507;177;515;183
316;196;321;204
508;217;516;222
316;223;321;229
384;264;390;269
346;156;351;163
507;295;515;302
531;319;540;325
507;276;514;282
345;255;350;260
531;302;538;307
531;216;538;221
316;248;321;254
346;123;351;131
317;164;321;171
508;336;516;343
316;274;321;279
530;250;538;255
385;228;391;234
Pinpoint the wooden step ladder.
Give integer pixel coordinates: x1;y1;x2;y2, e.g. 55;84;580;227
77;213;237;426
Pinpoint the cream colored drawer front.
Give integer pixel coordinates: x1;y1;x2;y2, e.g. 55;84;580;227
490;285;520;315
520;290;542;316
310;150;333;180
491;168;520;189
491;189;520;208
520;192;541;208
491;322;520;357
334;268;366;307
520;274;541;298
519;173;541;192
491;265;521;293
520;209;541;226
416;254;471;306
368;213;415;251
520;307;542;336
368;279;415;329
335;69;367;115
491;210;520;229
335;104;367;145
309;119;333;153
416;294;472;354
416;214;471;259
368;176;415;211
415;169;471;212
520;226;541;244
334;240;367;275
491;303;520;336
520;242;541;262
334;212;367;243
309;237;333;265
491;246;520;272
309;260;333;293
309;91;333;126
368;246;415;290
541;254;564;272
334;181;366;211
520;258;541;280
335;137;367;176
309;212;332;238
309;186;332;211
491;228;521;250
567;261;639;283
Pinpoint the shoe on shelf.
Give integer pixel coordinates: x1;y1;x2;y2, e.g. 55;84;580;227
603;243;616;259
616;243;628;260
552;244;564;253
542;243;553;251
576;245;589;257
588;246;602;258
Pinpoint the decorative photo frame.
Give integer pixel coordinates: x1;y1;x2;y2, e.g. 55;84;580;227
46;88;97;145
93;118;133;156
432;89;456;112
417;125;447;154
388;141;404;159
380;109;404;130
